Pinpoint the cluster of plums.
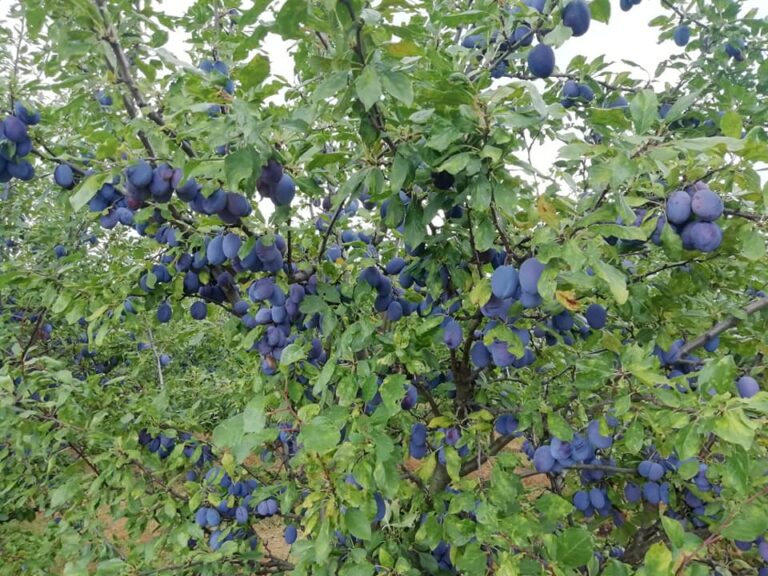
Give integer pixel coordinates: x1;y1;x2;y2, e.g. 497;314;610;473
462;0;593;80
193;466;278;552
199;58;235;117
660;182;725;253
530;418;617;476
256;159;296;207
138;426;304;551
243;276;327;376
406;423;470;463
0;102;39;183
137;230;331;379
560;80;595;108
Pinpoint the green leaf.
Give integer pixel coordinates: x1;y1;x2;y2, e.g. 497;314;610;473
543;24;573;48
742;228;766;261
213;414;245;449
315;519;333;564
547;414;573;441
642;542;672;575
280;342;306;366
629;89;659;134
224;146;258;190
50;480;80;507
555;527;592;568
238;55;270;90
593;261;628;305
623;421;644;453
243;397;266;434
603;560;631;576
70;172;110;211
456;542;487;574
391;153;410;191
661;515;685;549
345;508;372;540
674;423;700;460
300;416;340;454
473;213;496;251
381;70;413;106
720;504;768;541
722;446;750;495
469;176;492;210
380;374;407;412
355;66;382;111
697;356;737;394
313;71;349;101
712;408;756;450
274;0;307;38
437;153;471;175
591;0;611;23
720;111;743;138
677;458;699;480
663;90;701;123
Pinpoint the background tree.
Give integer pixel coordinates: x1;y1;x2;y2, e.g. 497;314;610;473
2;0;768;574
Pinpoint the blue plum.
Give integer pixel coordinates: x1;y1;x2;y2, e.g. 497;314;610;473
690;187;723;221
528;44;555;79
491;265;519;299
562;0;591;37
674;25;690;47
737;375;759;398
666;190;692;224
585;303;607;329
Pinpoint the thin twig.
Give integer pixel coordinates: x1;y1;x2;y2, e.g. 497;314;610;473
317;199;346;264
146;326;165;389
677;296;768;357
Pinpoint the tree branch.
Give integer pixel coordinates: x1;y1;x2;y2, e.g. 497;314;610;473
94;0;196;158
660;0;710;30
460;432;515;477
317;199;346;264
677;296;768;357
19;307;46;374
146;326;165;389
337;0;396;154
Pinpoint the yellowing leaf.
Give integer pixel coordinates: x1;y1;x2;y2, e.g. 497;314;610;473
555;290;580;311
537;196;560;227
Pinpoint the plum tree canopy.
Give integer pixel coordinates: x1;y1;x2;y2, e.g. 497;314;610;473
2;0;768;575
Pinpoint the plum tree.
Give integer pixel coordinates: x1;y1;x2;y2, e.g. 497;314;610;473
2;1;768;575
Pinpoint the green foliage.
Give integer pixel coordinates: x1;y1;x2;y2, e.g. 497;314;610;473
1;0;768;575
